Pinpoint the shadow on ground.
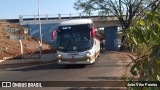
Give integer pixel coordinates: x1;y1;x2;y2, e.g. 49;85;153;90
4;63;87;72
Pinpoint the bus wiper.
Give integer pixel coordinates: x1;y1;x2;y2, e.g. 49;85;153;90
77;47;90;52
64;39;71;51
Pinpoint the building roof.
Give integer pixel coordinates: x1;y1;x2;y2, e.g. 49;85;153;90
60;19;93;26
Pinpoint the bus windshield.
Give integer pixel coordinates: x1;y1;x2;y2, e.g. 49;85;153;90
57;24;93;52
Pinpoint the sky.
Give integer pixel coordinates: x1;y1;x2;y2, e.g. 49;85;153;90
0;0;81;19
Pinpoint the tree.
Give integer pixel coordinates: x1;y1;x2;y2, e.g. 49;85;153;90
125;9;160;90
74;0;159;50
74;0;158;29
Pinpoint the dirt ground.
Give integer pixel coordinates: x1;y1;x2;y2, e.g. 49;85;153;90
0;20;55;59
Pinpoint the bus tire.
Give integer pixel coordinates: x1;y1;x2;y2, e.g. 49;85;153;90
98;54;100;57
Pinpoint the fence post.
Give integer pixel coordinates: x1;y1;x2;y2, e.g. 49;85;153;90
34;15;36;21
19;15;23;24
98;12;100;18
19;40;24;60
70;13;72;19
79;13;81;18
58;14;61;19
46;14;48;20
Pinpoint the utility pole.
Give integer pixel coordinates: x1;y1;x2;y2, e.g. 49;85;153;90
38;0;42;59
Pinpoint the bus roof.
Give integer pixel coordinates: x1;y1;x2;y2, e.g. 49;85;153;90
60;19;93;26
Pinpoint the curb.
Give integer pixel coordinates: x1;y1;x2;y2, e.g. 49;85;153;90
0;53;57;69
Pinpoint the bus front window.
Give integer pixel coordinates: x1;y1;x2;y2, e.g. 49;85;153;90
57;24;93;52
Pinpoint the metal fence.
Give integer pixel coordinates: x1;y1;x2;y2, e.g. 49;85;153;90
19;13;115;21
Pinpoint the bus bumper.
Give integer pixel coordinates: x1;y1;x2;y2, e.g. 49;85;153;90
56;56;95;64
57;60;95;64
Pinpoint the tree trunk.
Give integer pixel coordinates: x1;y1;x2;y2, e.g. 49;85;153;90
119;35;126;51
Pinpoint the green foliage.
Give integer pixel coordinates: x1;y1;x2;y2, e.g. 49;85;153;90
125;11;160;90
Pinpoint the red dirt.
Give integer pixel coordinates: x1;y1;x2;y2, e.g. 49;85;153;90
0;20;55;60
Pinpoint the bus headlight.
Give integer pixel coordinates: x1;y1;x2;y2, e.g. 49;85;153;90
86;52;91;57
57;54;62;58
58;60;61;63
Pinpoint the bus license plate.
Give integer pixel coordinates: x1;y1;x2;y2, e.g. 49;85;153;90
70;60;77;63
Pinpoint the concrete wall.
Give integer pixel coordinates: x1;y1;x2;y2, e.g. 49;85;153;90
104;26;118;51
28;23;60;47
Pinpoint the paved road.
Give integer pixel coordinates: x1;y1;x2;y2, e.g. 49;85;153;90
0;51;132;90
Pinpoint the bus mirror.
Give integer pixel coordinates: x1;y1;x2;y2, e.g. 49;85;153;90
58;26;61;31
91;27;95;38
52;30;56;40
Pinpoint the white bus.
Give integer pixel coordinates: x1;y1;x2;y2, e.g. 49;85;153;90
54;19;100;64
